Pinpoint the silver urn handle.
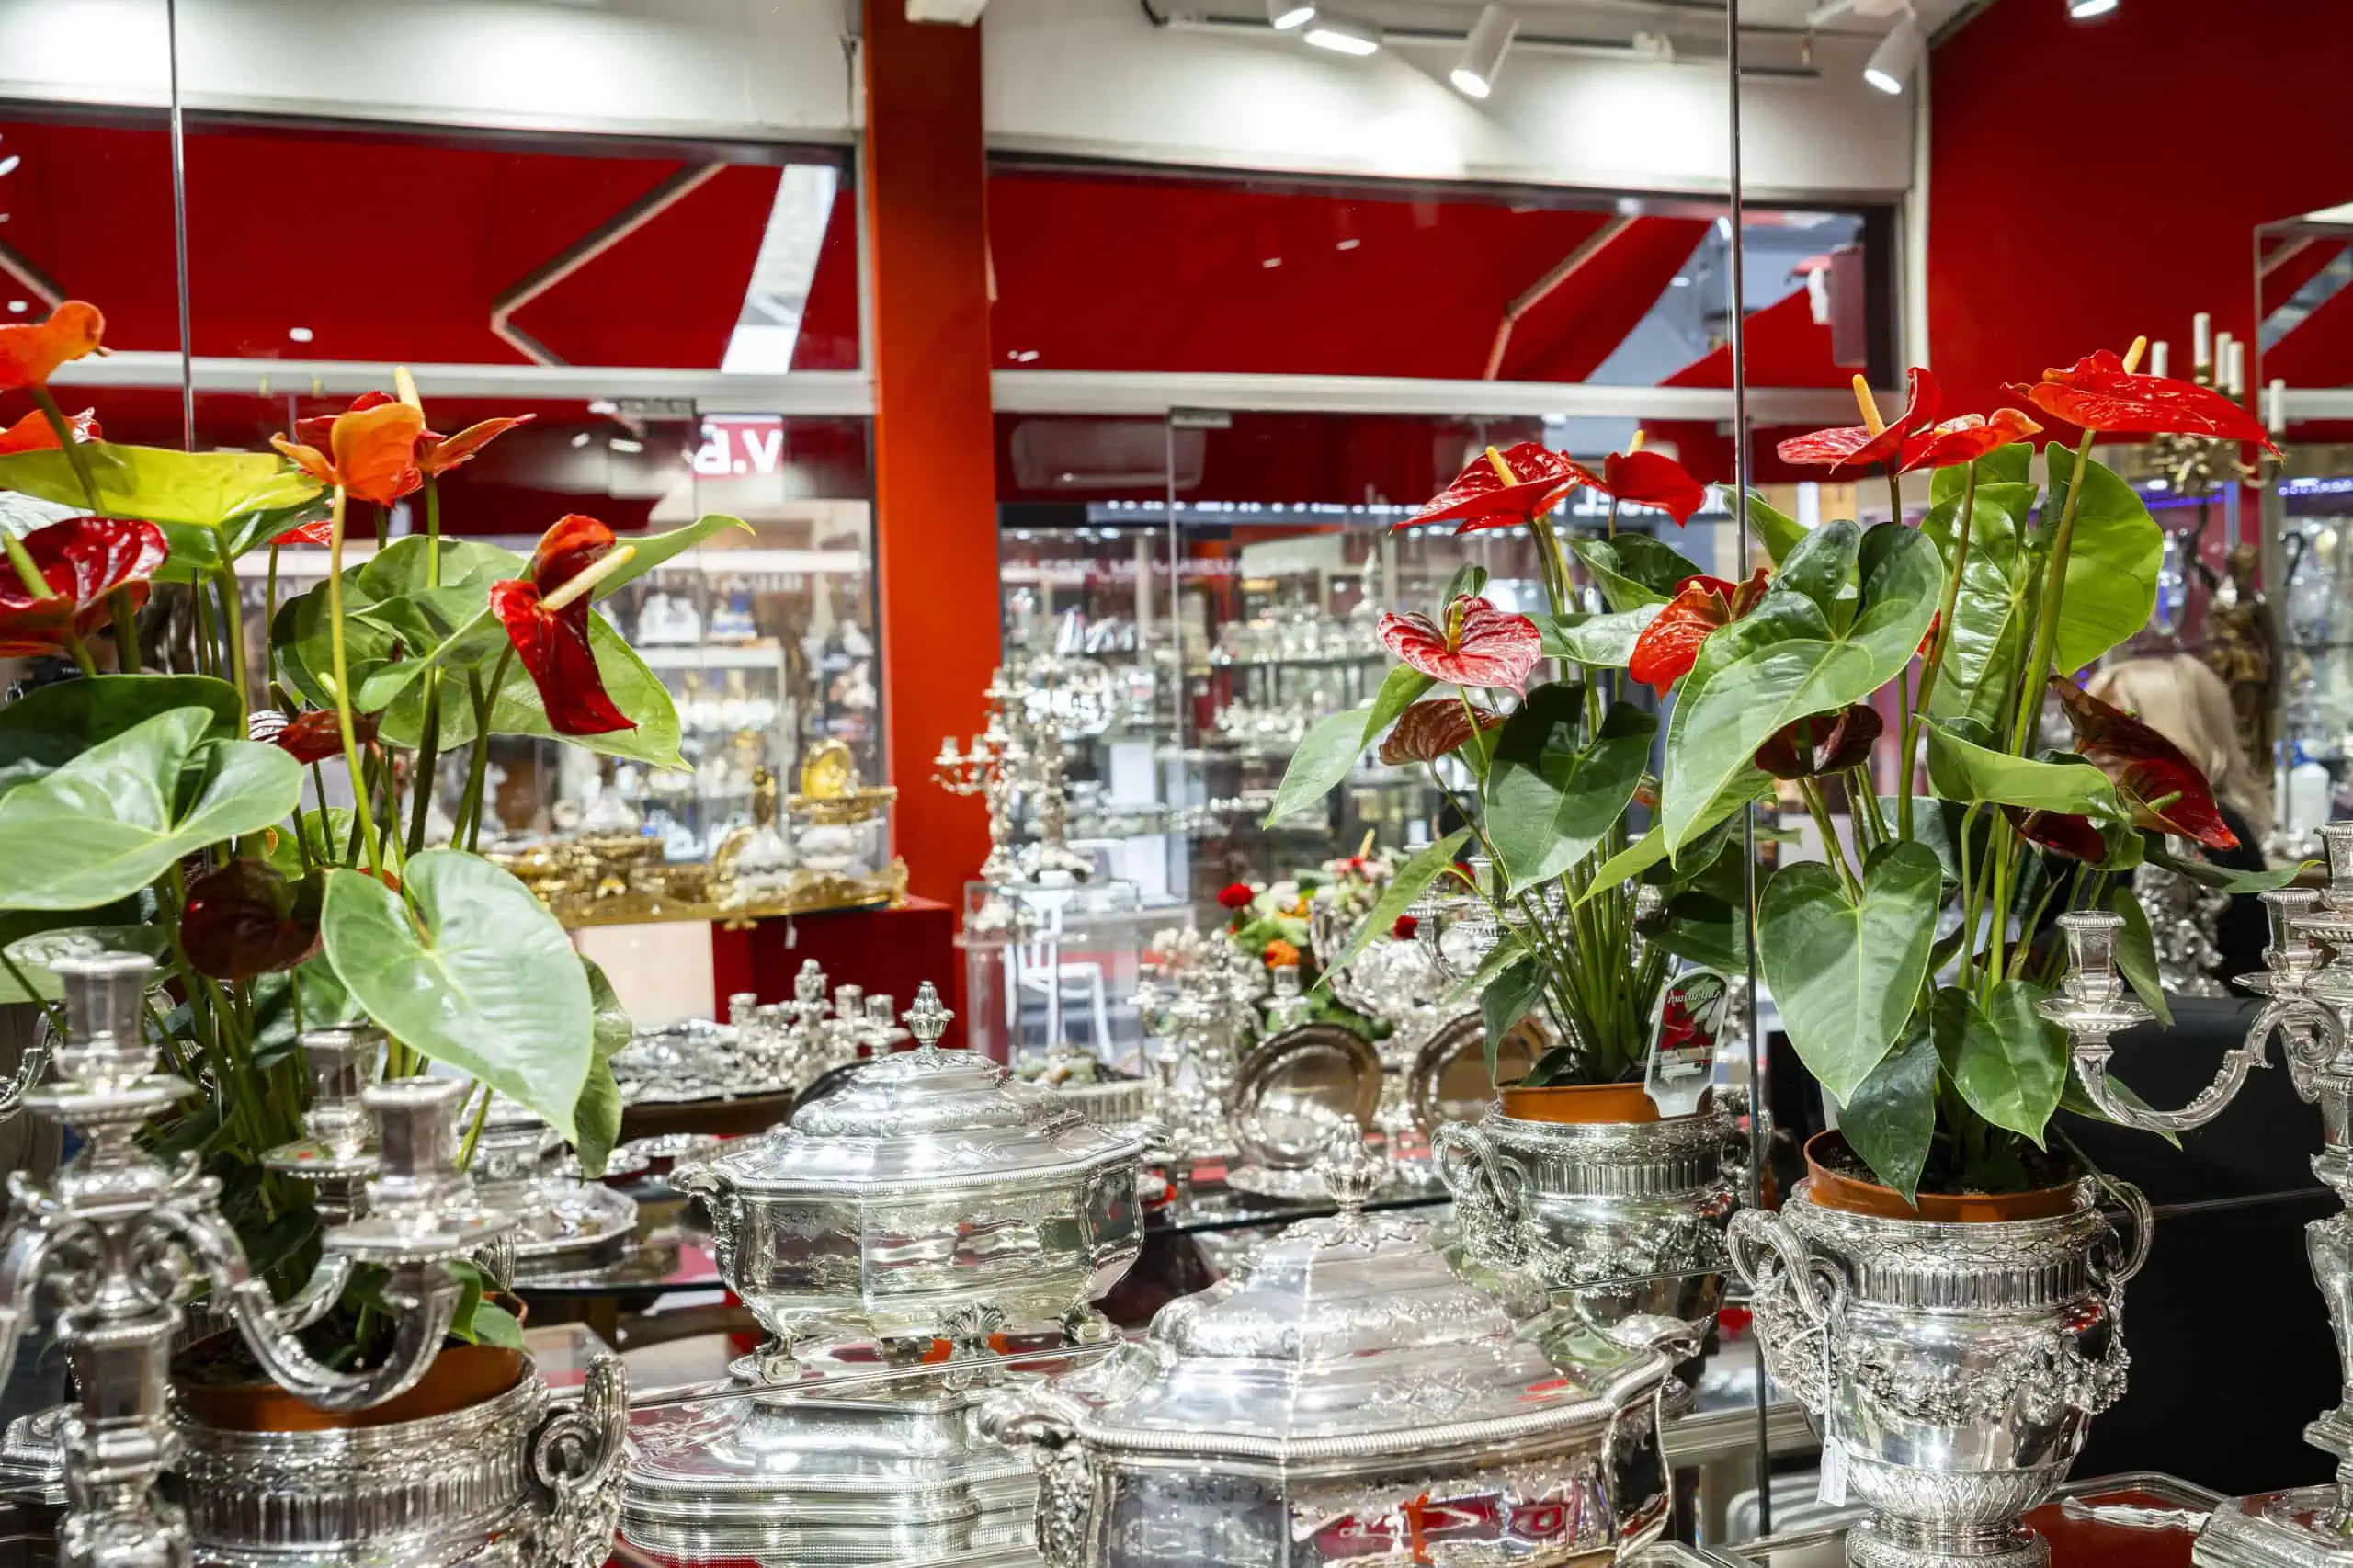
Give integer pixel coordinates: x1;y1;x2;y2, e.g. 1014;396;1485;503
981;1393;1093;1568
1431;1121;1524;1267
1726;1208;1847;1418
529;1352;631;1568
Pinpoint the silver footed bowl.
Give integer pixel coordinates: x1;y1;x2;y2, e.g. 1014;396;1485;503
1435;1104;1743;1342
1730;1175;2150;1568
676;1039;1145;1371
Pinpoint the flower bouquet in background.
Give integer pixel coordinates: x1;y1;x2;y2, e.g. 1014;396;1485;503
0;301;740;1376
1213;874;1378;1037
1267;433;1745;1112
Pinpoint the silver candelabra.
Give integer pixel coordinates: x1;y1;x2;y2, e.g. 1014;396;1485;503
0;952;625;1568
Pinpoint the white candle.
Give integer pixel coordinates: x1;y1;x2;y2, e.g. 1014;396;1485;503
2194;311;2212;369
2149;339;2169;379
2268;376;2287;436
2214;331;2234;389
2228;340;2247;398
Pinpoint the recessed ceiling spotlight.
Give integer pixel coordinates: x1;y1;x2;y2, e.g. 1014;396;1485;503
1302;10;1380;54
1862;7;1924;94
609;437;645;454
0;156;18;178
1266;0;1315;28
287;326;313;344
2067;0;2118;15
1450;5;1518;98
570;432;592;449
6;301;25;314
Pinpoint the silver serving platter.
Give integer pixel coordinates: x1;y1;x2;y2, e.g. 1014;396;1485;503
983;1139;1687;1568
1406;1011;1534;1134
673;993;1146;1364
470;1096;640;1267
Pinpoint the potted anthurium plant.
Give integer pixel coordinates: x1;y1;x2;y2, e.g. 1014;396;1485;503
0;301;734;1449
1266;433;1747;1119
1701;347;2295;1565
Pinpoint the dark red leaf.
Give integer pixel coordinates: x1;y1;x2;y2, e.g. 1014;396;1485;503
2006;804;2110;864
180;858;323;981
2051;676;2238;850
1754;703;1884;779
272;709;375;765
1378;699;1502;765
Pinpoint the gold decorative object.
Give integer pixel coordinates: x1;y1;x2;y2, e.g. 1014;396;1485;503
2204;540;2279;772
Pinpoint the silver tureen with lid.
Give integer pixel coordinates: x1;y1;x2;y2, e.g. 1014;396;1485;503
981;1129;1689;1568
673;981;1148;1369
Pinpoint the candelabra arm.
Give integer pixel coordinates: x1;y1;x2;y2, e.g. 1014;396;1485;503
2247;994;2345;1104
219;1259;462;1413
0;1033;49;1123
2077;1040;2263;1134
256;1252;357;1338
2042;910;2267;1134
0;1203;62;1392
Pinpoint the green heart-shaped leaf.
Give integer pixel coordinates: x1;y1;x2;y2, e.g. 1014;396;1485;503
1540;606;1661;666
572;955;632;1177
1662;523;1941;854
1486;699;1654;895
1836;1017;1938;1203
2107;884;2173;1028
0;675;243;803
1922;722;2126;818
1569;535;1706;613
1745;489;1810;566
320;849;592;1138
0;710;303;910
1265;703;1373;825
2040;454;2162;674
1933;980;2065;1146
1757;839;1941;1102
0;442;322;531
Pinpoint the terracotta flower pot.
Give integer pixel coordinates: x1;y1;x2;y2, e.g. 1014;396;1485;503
1802;1129;2080;1222
172;1338;527;1433
1498;1079;1665;1124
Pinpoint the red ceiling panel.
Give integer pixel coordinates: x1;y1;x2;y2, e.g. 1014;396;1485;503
985;169;1699;381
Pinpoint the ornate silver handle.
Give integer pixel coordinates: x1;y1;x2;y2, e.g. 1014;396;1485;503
979;1394;1091;1568
0;1019;51;1125
529;1352;630;1568
1727;1208;1847;1417
2044;911;2268;1133
2088;1176;2154;1290
1431;1121;1524;1267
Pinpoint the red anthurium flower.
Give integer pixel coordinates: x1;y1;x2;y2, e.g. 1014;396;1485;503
1754;703;1884;779
0;406;98;457
1391;914;1419;941
1379;596;1542;694
1627;569;1770;698
181;858;324;982
270;397;427;507
1899;407;2042;471
1568;449;1710;526
270;517;336;547
2051;677;2238;851
0;301;105;391
1402;441;1581;534
0;517;167;655
267;709;376;764
418;414;534;476
1776;368;1940;474
2006;805;2110;865
292;391;397;453
1217;881;1256;911
1379;699;1503;765
2008;350;2279;453
489;513;637;736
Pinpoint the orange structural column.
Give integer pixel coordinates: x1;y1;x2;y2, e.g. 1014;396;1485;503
863;2;997;909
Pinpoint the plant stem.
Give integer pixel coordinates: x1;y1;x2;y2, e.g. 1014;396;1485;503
216;565;250;714
425;476;441;586
324;486;382;879
1799;778;1861;897
1902;463;1977;837
1885;466;1904;532
457;1083;492;1169
108;590;141;673
374;503;389;551
28;387;102;515
2008;431;2098;756
264;544;282;697
191;578;218;678
407;677;443;856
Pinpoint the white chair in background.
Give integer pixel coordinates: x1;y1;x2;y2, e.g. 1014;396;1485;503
1006;897;1113;1053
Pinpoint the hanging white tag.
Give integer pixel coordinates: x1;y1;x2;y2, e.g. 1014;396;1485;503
1816;1437;1849;1506
1644;969;1730;1118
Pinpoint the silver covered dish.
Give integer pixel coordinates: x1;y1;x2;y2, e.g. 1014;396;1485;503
982;1132;1687;1568
674;982;1147;1367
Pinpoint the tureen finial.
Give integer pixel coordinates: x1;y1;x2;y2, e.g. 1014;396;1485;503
904;982;953;1053
1314;1119;1382;1214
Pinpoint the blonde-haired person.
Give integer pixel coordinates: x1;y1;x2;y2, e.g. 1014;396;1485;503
2086;653;2273;975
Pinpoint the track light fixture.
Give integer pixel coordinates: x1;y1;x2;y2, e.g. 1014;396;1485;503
1302;9;1381;54
1266;0;1315;30
1450;5;1518;97
1861;6;1924;94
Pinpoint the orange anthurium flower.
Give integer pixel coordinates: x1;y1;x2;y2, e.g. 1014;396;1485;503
418;414;533;476
272;398;426;506
0;406;99;457
1627;569;1769;698
489;514;638;736
0;302;105;391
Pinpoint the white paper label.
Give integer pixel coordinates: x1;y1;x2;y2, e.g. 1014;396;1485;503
1817;1437;1849;1506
